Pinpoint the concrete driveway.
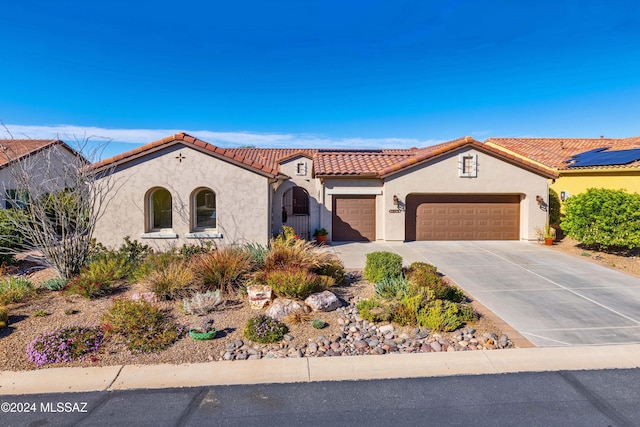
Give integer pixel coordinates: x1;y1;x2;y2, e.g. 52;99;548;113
330;241;640;347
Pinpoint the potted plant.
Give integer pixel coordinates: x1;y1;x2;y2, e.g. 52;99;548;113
189;318;217;340
313;228;328;245
543;223;556;246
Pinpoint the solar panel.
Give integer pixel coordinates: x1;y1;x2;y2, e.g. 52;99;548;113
567;147;640;167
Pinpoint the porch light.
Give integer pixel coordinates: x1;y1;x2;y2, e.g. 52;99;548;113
393;195;399;206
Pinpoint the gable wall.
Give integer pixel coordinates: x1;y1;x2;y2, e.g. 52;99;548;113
93;145;271;249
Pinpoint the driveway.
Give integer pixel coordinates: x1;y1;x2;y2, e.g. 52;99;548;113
331;241;640;347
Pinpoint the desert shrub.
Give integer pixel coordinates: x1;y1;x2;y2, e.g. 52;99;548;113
263;237;334;272
264;267;324;299
374;276;410;300
356;298;396;323
0;306;8;328
562;188;640;250
182;290;223;315
131;250;183;282
243;315;288;343
549;188;561;225
284;308;312;324
456;303;478;323
313;258;346;285
180;242;213;260
417;300;463;332
406;264;464;303
27;326;103;366
0;208;30;265
364;252;403;283
144;260;197;300
312;319;326;329
190;246;253;295
64;276;111;299
33;309;48;317
42;277;67;291
88;237;152;280
84;252;129;283
0;277;37;304
101;299;182;353
244;242;269;269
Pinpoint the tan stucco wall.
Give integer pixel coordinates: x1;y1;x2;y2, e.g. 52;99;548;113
382;147;550;241
551;170;640;200
320;179;384;241
93;145;271;249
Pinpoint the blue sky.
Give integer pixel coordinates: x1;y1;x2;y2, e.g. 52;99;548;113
1;1;639;160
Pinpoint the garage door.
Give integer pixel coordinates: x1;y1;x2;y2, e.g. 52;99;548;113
332;196;376;241
406;195;520;241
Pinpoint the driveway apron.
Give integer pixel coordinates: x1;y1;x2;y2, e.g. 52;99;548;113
332;241;640;347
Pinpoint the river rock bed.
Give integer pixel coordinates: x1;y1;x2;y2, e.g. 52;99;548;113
219;303;513;361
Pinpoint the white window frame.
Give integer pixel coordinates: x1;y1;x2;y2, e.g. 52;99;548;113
458;153;478;178
295;161;307;176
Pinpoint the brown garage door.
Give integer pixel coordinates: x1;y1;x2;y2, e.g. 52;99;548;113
332;196;376;241
406;194;520;241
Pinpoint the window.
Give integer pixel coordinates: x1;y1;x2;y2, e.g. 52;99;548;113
193;188;216;230
296;162;307;176
150;188;172;230
5;189;28;209
458;154;478;177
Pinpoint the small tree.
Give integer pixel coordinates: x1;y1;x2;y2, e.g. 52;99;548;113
0;129;120;278
561;188;640;250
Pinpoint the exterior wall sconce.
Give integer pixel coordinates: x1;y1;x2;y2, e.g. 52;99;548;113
536;195;543;206
393;195;399;205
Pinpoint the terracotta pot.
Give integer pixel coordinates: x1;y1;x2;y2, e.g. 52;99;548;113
544;238;554;246
315;235;327;245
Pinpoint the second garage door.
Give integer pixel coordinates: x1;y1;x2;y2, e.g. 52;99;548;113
406;194;520;241
332;196;376;241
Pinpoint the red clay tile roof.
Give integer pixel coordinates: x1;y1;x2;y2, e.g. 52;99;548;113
224;148;318;172
376;136;558;178
0;139;82;169
485;137;640;170
91;133;282;177
314;151;415;176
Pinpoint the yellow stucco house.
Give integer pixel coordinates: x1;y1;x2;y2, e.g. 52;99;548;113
485;137;640;200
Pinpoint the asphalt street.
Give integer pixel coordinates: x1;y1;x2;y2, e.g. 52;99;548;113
2;368;638;426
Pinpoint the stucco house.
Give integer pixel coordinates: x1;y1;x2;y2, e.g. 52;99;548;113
0;139;84;208
485;137;640;201
91;133;557;249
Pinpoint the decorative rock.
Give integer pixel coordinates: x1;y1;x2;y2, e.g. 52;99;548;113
223;352;233;360
247;285;273;309
430;341;442;352
379;324;394;335
267;298;305;321
421;343;431;352
305;291;341;312
354;340;368;349
284;334;294;341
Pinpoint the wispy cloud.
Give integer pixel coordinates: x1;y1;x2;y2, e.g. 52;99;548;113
1;124;443;150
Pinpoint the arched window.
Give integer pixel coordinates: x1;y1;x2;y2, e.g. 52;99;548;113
150;188;172;230
193;188;216;230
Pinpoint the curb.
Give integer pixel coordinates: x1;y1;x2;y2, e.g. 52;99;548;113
2;344;639;395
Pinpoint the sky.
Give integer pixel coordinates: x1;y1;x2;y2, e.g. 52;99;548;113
1;1;639;160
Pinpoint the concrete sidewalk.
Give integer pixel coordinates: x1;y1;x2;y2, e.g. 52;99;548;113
2;344;639;395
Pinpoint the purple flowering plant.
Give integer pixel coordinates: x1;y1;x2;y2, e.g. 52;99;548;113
27;326;104;366
243;315;288;344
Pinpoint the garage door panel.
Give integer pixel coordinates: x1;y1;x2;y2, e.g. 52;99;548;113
408;194;520;241
332;196;376;242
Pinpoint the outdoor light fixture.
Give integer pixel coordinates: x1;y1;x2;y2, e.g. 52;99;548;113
536;195;544;205
393;195;399;205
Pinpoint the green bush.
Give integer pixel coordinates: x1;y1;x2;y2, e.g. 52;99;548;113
131;250;183;282
179;242;213;260
243;242;269;269
0;277;36;304
0;209;29;265
264;267;324;299
364;252;403;283
243;315;288;343
0;305;8;328
374;276;410;300
417;300;463;332
312;319;326;329
549;188;561;225
313;258;346;285
42;277;67;291
64;275;112;299
562;188;640;250
101;299;182;353
356;298;395;323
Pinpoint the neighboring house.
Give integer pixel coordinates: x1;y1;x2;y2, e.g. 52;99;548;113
0;139;83;208
485;137;640;200
91;133;557;249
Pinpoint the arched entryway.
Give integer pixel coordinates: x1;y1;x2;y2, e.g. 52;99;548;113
282;186;310;239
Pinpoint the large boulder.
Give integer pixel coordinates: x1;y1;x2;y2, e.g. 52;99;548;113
304;291;341;312
266;298;306;321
